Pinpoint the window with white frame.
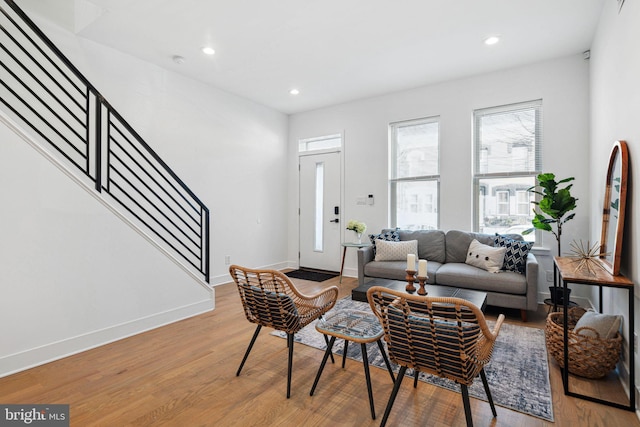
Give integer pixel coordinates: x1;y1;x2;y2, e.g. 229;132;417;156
390;117;439;230
473;100;542;243
298;134;341;152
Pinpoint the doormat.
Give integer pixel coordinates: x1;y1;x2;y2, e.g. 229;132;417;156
285;268;339;282
272;297;554;422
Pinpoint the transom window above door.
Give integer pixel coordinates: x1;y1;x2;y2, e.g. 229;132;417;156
298;134;342;152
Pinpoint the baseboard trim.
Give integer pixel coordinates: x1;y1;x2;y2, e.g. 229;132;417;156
0;298;214;378
210;262;292;287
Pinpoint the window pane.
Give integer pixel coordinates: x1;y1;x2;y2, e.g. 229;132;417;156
314;162;324;251
392;120;439;179
474;100;541;244
477;176;535;242
391;180;438;230
299;134;341;152
390;117;440;230
477;108;537;174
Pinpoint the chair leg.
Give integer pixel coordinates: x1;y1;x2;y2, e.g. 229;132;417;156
286;333;294;399
380;366;407;427
480;368;497;417
460;384;473;427
236;325;262;376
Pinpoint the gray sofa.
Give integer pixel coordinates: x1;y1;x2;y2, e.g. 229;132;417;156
357;229;538;321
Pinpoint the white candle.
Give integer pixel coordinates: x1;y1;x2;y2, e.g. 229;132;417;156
407;254;416;270
418;259;427;277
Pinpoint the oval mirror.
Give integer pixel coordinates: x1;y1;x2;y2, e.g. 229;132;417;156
599;140;628;275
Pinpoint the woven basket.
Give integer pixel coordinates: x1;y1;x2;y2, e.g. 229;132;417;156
545;307;622;379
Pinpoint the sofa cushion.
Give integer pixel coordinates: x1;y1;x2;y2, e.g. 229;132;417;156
436;263;527;294
465;239;505;273
494;234;533;274
445;230;489;263
445;230;523;263
369;230;400;255
397;229;446;263
364;260;441;284
375;239;418;262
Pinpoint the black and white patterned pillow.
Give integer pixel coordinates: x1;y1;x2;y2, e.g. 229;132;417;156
369;230;400;255
494;234;533;274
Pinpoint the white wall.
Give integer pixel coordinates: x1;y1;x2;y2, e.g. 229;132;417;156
590;0;640;400
289;55;592;290
29;16;291;283
0;12;289;376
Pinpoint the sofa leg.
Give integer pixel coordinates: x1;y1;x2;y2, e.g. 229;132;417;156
520;309;527;322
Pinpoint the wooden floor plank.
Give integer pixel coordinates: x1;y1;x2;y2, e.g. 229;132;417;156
1;276;638;426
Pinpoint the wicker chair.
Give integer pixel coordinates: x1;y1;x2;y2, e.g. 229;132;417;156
229;265;339;398
366;286;505;427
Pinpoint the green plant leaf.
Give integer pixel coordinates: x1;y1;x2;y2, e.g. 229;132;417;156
521;227;536;235
532;214;553;232
557;177;575;184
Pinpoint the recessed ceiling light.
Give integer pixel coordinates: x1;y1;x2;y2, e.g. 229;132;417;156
201;46;216;55
484;36;500;45
289;89;300;95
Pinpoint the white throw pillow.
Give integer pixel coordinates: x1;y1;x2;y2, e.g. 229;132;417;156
574;310;622;339
465;239;506;273
374;239;419;262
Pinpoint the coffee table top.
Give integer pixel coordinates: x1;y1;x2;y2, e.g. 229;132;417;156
352;278;487;311
316;309;384;344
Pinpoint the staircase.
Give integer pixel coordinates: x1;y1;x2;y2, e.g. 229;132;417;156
0;0;210;285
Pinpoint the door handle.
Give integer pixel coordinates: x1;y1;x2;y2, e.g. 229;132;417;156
329;219;339;223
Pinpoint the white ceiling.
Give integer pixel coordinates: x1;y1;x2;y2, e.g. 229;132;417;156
19;0;605;114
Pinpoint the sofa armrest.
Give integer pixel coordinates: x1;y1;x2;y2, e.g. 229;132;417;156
524;252;539;311
357;246;375;286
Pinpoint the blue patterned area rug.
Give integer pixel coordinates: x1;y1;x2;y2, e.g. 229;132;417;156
272;297;554;422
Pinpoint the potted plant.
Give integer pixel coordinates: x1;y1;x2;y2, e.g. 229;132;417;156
523;173;577;304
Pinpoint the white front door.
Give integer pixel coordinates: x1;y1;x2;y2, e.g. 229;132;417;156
299;152;341;272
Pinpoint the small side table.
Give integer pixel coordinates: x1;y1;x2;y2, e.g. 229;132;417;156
310;309;395;419
554;256;635;412
340;242;370;283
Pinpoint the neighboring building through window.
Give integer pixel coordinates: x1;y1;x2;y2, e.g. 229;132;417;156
473;100;542;243
389;117;439;230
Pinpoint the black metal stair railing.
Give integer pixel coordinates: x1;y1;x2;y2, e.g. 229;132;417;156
0;0;210;283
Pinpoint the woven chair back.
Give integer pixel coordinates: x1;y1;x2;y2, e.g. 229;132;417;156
229;265;339;335
367;286;498;385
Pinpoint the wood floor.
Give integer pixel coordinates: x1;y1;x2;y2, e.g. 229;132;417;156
2;276;639;426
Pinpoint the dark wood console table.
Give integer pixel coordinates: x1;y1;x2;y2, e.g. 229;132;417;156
554;256;635;411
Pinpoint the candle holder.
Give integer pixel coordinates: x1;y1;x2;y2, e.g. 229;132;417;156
416;276;428;295
405;269;416;293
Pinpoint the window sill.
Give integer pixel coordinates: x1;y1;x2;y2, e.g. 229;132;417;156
531;247;551;257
